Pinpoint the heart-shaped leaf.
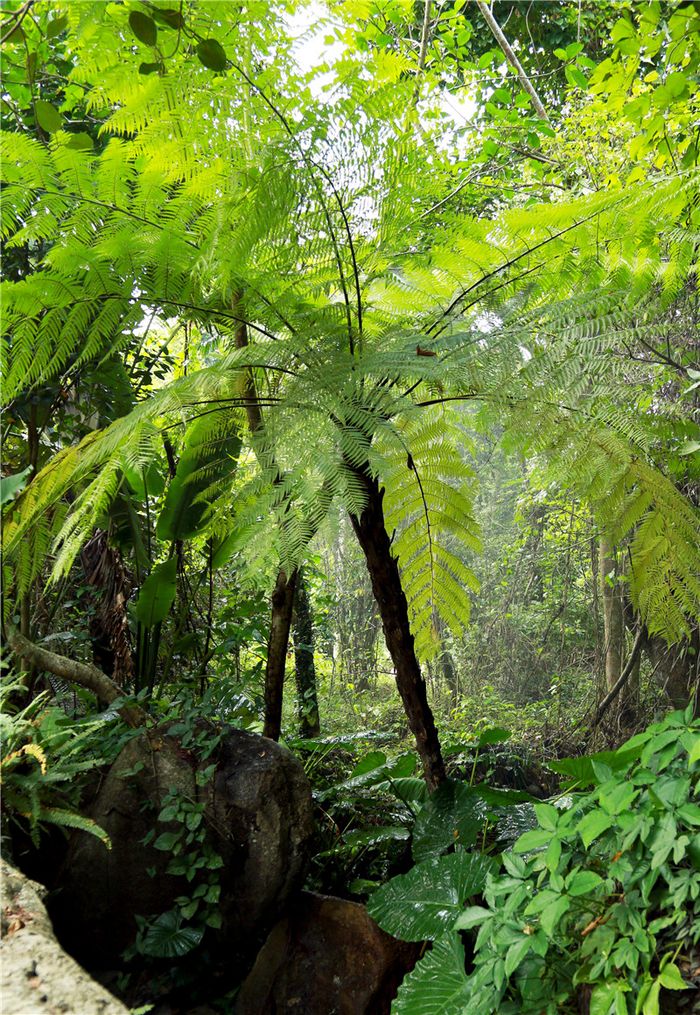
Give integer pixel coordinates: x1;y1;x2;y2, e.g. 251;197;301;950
367;852;495;941
65;133;93;151
129;11;157;46
196;38;227;71
412;780;484;864
35;100;64;134
392;934;470;1014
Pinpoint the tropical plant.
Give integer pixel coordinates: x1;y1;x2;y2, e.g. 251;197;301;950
2;1;699;786
369;708;700;1014
0;679;113;850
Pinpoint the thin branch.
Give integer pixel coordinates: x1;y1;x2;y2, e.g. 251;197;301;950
231;60;356;353
428;206;614;334
475;0;550;122
312;159;363;344
0;0;34;45
591;627;645;726
413;0;433;101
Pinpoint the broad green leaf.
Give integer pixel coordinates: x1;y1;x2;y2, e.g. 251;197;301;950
476;727;511;748
47;15;68;38
139;911;203;958
566;870;603;896
658;962;690;990
475;785;534;805
504;935;531;977
392;934;469;1015
590;982;629;1015
383;777;428;807
513;827;551;852
641;979;660;1015
134;558;177;627
153;830;180;851
124;462;165;501
151;7;184;29
65;133;94;151
453;906;490;931
0;467;31;507
350;750;387;777
533;803;559;831
325;752;416;799
367;853;495;941
340;826;411;849
412;780;483;864
577;810;614;848
35;100;64;134
129;11;157;46
539;894;570;937
156;412;241;541
197;39;227;71
688;737;700;766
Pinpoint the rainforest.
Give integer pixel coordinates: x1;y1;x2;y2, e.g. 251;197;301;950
1;1;699;1013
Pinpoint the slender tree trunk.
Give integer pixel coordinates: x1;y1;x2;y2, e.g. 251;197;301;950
263;568;297;741
233;298;298;741
475;0;550;122
350;474;446;791
293;569;320;738
599;537;624;695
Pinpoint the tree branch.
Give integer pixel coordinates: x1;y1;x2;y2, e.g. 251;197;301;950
6;629;147;728
591;627;645;727
475;0;550;122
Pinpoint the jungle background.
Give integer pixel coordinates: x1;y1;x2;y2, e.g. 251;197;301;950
1;1;699;1013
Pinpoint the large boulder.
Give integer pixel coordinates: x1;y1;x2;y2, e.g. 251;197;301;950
235;891;421;1015
0;858;128;1015
49;725;314;967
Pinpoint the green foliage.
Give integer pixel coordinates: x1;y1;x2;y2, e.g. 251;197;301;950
134;557;178;628
133;910;204;960
378;711;700;1014
367;851;496;942
0;681;112;850
155;411;241;542
3;0;699;650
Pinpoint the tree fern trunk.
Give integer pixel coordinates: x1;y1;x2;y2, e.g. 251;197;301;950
350;475;446;791
263;568;297;741
293;568;320;738
233;300;298;742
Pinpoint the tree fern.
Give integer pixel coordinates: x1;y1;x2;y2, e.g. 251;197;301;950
2;2;699;655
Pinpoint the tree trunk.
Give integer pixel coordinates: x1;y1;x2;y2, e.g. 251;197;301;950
263;568;297;741
293;569;320;738
6;629;147;728
349;474;446;791
233;299;298;742
599;537;624;695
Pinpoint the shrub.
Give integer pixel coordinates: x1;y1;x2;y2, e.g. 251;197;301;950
369;708;700;1014
0;680;114;851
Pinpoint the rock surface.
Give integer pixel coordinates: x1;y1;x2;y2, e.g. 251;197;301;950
49;725;314;966
235;891;421;1015
0;858;128;1015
